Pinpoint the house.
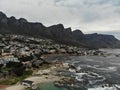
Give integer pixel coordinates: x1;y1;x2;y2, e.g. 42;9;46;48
0;54;19;66
0;43;6;49
57;48;66;54
49;49;56;54
32;60;44;68
1;56;19;62
21;80;34;87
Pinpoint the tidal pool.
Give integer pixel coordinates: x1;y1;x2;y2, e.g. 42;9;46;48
37;82;68;90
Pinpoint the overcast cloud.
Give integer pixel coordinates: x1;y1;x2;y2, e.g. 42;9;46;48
0;0;120;38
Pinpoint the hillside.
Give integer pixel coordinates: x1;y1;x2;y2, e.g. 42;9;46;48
0;11;119;48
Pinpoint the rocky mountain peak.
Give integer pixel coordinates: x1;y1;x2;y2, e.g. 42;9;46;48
18;18;27;23
0;12;8;24
56;24;64;28
48;24;64;30
65;27;72;33
9;16;16;20
8;16;19;26
73;29;84;35
0;11;7;19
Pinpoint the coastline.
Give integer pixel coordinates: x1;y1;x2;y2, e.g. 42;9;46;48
4;53;105;90
5;57;69;90
5;49;120;90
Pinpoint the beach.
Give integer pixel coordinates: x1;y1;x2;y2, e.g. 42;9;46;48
6;64;66;90
6;85;24;90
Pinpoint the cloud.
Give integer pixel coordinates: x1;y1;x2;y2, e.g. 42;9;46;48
0;0;120;38
55;0;120;39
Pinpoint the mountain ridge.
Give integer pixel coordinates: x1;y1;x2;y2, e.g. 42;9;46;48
0;11;119;48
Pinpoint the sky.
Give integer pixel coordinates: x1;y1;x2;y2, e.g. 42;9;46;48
0;0;120;39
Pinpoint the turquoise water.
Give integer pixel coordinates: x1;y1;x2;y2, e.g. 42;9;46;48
37;82;68;90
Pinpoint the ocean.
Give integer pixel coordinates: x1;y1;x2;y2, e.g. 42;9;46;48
39;49;120;90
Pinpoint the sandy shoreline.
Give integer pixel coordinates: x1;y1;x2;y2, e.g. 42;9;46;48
6;85;24;90
25;75;61;85
6;64;66;90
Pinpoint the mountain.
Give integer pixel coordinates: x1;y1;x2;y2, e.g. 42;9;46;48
0;11;119;48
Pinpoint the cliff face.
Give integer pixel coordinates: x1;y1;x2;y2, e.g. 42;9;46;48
0;11;119;48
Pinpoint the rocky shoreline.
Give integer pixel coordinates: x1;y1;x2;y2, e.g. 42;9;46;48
0;34;120;90
0;34;105;80
5;53;120;90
